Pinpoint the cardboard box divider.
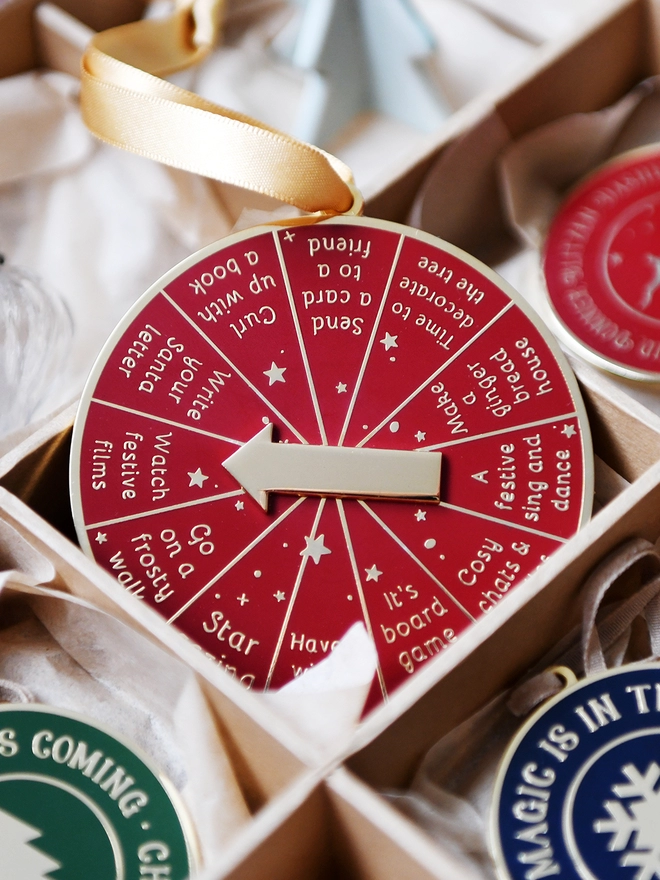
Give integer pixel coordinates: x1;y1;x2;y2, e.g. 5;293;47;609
0;483;322;780
401;0;657;263
0;484;356;877
198;769;472;880
0;281;658;878
339;466;660;880
366;0;648;222
0;0;146;79
569;357;660;483
6;0;660;875
346;454;660;790
0;464;479;880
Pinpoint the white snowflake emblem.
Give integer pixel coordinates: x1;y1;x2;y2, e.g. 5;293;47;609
594;761;660;879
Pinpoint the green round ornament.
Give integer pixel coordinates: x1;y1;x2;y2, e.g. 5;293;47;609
0;704;198;879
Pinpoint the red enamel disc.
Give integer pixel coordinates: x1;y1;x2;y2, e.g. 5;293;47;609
71;217;592;708
544;148;660;379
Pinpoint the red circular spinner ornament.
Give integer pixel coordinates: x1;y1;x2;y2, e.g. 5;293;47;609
71;217;593;708
544;147;660;380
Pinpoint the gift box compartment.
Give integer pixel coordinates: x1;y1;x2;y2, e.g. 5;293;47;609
347;453;660;786
400;0;660;263
337;464;660;880
1;0;651;231
3;0;660;877
11;489;342;789
0;478;479;880
0;479;359;880
197;768;472;880
2;0;637;226
365;0;649;226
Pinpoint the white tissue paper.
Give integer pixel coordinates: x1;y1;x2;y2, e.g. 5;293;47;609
262;622;378;757
0;69;232;428
0;519;252;866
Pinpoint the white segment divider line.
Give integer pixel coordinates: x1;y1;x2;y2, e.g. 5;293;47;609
358;501;475;621
86;490;245;529
91;398;243;447
162;291;309;445
356;301;514;447
420;411;579;450
264;498;325;689
273;232;328;446
439;502;567;542
336;499;388;701
168;497;306;623
338;234;405;447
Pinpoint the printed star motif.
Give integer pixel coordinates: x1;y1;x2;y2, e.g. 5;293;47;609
365;564;382;582
237;593;249;606
188;468;209;488
562;424;576;438
336;382;347;393
235;499;244;510
380;332;398;351
415;509;426;522
95;532;108;544
415;430;426;442
609;252;623;266
301;533;331;564
274;590;286;602
264;362;286;385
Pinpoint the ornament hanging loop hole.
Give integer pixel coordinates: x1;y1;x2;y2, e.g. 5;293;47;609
269;181;365;228
550;665;578;690
343;181;365;217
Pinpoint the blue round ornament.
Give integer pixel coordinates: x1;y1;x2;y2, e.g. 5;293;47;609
492;662;660;880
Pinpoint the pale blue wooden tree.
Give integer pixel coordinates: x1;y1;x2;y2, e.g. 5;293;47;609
275;0;450;146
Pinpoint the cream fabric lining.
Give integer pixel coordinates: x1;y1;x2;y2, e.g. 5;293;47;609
0;519;251;866
384;536;660;877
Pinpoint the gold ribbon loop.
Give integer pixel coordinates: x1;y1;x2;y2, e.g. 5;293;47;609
80;4;360;218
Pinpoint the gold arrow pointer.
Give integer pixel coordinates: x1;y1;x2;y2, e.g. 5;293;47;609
222;424;442;510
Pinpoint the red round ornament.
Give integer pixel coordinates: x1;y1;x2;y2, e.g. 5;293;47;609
544;147;660;379
71;217;592;707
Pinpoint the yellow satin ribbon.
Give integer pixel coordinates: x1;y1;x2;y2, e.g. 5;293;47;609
80;0;362;220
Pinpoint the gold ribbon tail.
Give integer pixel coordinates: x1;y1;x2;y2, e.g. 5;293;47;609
80;2;362;220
